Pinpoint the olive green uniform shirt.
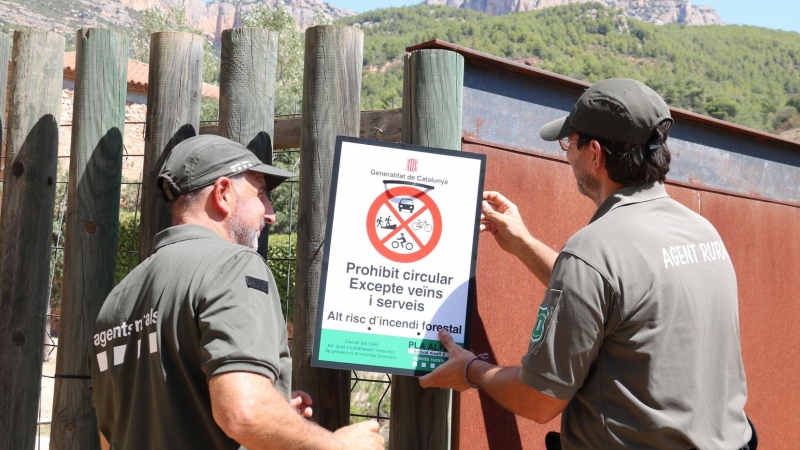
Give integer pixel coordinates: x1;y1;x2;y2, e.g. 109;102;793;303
521;182;750;449
90;225;291;449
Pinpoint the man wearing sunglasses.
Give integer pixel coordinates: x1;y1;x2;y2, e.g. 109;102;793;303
421;78;754;449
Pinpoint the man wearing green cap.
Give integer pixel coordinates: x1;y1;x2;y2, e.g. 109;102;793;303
90;135;383;449
421;79;754;449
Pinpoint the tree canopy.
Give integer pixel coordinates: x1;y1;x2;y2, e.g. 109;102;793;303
243;4;306;116
339;3;800;133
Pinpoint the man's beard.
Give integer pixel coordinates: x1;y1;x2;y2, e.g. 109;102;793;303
573;154;601;205
229;213;263;250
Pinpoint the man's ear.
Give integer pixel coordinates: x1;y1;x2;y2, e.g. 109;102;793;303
588;140;606;174
209;177;235;216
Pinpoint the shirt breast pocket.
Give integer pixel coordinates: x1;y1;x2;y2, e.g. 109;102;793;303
528;289;562;356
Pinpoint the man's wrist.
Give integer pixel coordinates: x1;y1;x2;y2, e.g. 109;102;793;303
512;233;537;258
465;356;491;389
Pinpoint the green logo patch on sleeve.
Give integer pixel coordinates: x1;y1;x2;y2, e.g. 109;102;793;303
527;289;562;355
530;304;550;345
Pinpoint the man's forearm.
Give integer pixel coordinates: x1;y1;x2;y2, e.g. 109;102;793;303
469;362;567;424
514;235;558;287
210;372;343;450
418;329;569;424
234;401;342;450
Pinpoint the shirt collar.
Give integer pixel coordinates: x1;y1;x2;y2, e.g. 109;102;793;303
589;181;669;224
152;224;229;252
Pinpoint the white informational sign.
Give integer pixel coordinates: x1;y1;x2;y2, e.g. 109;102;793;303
312;136;486;376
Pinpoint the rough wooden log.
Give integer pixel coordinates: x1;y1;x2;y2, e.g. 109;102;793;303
293;25;363;432
0;33;10;216
391;48;464;450
49;28;127;450
401;50;464;149
218;27;278;258
0;29;64;450
356;108;403;143
138;32;203;261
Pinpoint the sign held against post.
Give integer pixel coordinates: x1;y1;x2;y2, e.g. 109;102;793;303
312;136;486;376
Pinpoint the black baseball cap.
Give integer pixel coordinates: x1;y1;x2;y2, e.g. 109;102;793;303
157;135;296;201
540;78;672;145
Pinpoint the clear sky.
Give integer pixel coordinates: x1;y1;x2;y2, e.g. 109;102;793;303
697;0;799;33
328;0;800;34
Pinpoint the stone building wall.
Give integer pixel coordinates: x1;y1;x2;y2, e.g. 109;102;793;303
59;89;147;182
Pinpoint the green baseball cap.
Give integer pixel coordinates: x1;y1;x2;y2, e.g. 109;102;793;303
540;78;672;145
157;135;296;201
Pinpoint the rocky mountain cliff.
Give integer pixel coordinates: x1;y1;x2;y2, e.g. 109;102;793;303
0;0;720;48
164;0;355;41
423;0;722;25
0;0;355;44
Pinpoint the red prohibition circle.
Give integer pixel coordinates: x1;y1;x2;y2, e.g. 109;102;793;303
366;186;442;263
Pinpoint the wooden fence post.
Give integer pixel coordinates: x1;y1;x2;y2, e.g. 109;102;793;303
293;25;363;431
138;32;204;260
49;28;127;450
391;49;464;450
0;30;64;450
218;27;279;258
0;33;10;216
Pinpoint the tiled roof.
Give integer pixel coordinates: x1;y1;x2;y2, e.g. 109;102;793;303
63;52;220;99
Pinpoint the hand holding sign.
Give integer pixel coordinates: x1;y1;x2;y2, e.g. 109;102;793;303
419;329;477;392
480;191;533;255
481;191;558;287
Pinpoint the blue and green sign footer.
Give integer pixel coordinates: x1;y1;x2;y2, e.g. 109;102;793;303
318;329;463;373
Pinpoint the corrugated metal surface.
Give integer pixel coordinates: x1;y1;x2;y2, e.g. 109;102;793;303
401;39;800;450
408;39;800;154
457;63;800;206
407;40;800;206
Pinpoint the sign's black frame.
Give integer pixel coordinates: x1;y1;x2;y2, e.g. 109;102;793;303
311;136;486;377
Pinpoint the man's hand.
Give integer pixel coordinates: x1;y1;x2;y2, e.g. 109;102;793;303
291;390;313;418
332;420;384;450
481;191;558;286
481;191;533;257
419;329;477;392
420;331;570;424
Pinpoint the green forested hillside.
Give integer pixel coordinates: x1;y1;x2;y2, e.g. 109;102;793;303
338;3;800;133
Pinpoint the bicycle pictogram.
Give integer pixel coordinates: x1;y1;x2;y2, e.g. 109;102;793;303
411;219;433;233
366;182;442;263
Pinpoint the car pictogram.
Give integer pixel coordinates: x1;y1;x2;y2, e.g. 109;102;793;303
398;198;415;213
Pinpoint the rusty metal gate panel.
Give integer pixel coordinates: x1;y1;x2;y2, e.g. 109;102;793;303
693;189;800;449
455;141;594;450
407;40;800;449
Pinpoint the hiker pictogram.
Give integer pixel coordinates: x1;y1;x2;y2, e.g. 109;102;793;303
366;181;442;263
377;216;397;230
